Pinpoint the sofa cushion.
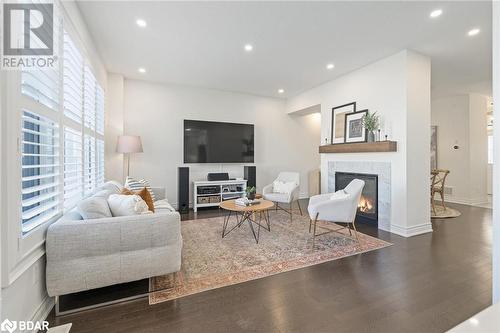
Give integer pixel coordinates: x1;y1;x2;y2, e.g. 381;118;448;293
99;181;123;194
93;189;114;199
121;187;155;212
107;194;151;217
77;196;112;219
125;176;156;202
154;199;176;212
59;209;83;222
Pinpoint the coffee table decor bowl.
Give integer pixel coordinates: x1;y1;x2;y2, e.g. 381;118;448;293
220;199;274;243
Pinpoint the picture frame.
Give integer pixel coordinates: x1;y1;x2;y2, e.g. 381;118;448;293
344;109;368;143
331;102;356;144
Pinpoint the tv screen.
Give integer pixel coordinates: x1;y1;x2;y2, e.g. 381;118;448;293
183;120;254;163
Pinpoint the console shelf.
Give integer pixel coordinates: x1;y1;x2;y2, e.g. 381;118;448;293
193;180;247;212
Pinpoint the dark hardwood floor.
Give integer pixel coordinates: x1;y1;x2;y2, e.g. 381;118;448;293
47;201;492;332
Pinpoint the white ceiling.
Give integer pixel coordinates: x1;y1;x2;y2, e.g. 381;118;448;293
77;1;492;99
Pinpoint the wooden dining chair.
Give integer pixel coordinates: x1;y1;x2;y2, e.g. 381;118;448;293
431;169;450;214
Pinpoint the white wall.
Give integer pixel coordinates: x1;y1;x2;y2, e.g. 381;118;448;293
286;50;432;237
0;1;107;326
431;94;489;205
492;0;500;304
105;79;321;207
105;74;125;183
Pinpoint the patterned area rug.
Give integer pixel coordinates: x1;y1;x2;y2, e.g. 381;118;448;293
431;205;461;218
149;210;391;305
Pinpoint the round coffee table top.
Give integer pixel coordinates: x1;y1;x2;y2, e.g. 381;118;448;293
220;199;274;212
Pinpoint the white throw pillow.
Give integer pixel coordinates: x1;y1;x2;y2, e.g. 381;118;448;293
125;176;156;202
77;196;112;219
330;189;350;201
273;180;296;194
99;181;123;194
107;194;151;217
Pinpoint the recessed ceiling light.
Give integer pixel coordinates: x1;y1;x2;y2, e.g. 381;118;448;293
429;9;442;18
468;28;480;36
138;67;146;73
326;63;335;70
136;19;147;27
244;44;253;52
278;89;284;94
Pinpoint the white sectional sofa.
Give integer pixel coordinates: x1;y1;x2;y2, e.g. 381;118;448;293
45;182;182;298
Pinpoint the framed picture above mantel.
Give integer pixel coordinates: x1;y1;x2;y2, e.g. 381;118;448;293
331;102;356;144
345;109;368;143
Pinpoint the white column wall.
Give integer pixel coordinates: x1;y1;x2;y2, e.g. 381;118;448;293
287;50;432;237
492;0;500;304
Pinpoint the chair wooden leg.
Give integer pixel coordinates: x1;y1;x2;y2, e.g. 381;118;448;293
312;213;319;249
440;191;446;210
347;223;352;236
352;220;359;243
297;200;303;216
309;218;312;233
431;192;436;214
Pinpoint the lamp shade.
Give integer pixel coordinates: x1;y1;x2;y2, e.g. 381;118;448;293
116;135;143;154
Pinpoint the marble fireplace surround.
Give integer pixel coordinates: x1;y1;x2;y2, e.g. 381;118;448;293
328;161;391;232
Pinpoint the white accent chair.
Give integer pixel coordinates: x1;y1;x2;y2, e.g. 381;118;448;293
263;172;302;222
307;179;365;248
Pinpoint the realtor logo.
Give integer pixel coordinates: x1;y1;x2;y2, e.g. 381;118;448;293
0;319;16;333
2;2;57;69
3;3;53;55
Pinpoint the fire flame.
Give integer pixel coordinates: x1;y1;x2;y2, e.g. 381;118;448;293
358;195;374;213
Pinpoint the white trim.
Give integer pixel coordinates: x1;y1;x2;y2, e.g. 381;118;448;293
29;295;55;333
391;222;433;238
4;243;45;287
443;196;490;206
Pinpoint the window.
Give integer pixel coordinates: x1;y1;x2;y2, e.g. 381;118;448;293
21;68;60;111
63;31;83;123
96;85;105;135
83;66;96;130
21;111;60;233
97;139;105;186
84;135;96;195
64;127;83;210
17;30;105;234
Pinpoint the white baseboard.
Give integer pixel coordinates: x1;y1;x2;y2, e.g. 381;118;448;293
391;222;433;238
29;295;54;333
444;196;489;206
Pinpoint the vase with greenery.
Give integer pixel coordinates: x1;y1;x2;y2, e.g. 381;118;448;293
362;111;380;142
246;186;256;200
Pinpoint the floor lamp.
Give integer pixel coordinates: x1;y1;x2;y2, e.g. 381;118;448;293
116;135;143;176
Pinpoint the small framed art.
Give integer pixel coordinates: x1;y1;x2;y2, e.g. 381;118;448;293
344;109;368;143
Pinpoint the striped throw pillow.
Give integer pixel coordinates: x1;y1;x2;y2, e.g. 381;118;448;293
125;176;156;202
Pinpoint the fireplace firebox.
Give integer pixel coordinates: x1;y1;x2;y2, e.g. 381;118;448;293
335;172;378;225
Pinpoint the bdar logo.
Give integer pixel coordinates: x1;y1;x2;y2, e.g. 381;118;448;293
0;319;17;333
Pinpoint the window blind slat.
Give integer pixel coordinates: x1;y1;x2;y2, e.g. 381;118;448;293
21;110;60;232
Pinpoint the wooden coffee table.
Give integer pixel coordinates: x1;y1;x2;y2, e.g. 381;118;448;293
220;199;274;243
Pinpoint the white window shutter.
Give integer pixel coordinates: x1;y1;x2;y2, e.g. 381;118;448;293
64;127;83;210
84;134;96;194
63;31;84;123
21;111;61;233
83;66;96;130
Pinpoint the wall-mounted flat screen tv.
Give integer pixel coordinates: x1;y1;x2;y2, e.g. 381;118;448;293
183;120;254;163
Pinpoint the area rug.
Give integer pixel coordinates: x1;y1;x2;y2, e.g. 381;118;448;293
149;210;391;305
431;205;461;218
